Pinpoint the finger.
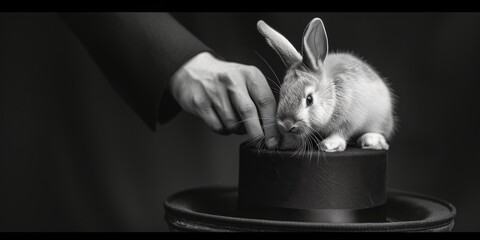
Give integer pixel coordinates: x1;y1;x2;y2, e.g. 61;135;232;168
244;66;279;149
227;81;264;142
211;89;242;134
192;97;227;134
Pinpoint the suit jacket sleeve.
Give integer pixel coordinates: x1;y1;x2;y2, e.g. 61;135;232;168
59;13;212;131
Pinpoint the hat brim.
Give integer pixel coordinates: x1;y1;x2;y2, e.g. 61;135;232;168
164;186;456;232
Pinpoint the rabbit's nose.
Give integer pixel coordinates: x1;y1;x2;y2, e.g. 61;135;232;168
288;125;298;133
278;119;299;134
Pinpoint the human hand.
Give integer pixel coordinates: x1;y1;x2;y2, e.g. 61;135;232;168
169;52;279;149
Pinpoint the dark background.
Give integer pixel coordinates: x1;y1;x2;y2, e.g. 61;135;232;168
0;12;479;231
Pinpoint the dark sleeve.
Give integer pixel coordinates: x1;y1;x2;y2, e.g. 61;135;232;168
59;12;212;131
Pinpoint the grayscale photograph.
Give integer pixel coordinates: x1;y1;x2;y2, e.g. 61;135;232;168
0;11;479;233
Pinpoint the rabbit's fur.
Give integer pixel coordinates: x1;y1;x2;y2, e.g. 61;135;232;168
258;18;395;152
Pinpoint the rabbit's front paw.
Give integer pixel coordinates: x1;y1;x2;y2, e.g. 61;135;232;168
320;135;347;152
357;133;389;150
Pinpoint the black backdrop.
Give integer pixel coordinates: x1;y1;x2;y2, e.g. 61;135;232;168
0;12;479;231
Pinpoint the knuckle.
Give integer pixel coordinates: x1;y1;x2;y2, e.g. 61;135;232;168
218;75;235;87
243;66;261;79
256;95;275;108
238;103;256;118
192;97;211;111
244;67;269;88
245;65;261;75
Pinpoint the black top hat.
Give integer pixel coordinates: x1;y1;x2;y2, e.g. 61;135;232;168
237;142;387;223
164;142;456;232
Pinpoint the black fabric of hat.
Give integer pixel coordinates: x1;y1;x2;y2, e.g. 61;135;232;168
164;143;456;232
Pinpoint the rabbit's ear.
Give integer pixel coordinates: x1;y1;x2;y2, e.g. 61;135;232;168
257;20;302;67
301;18;328;71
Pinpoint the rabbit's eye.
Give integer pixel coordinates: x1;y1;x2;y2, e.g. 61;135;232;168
306;94;313;107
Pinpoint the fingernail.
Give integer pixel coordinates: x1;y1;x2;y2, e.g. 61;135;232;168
266;138;278;148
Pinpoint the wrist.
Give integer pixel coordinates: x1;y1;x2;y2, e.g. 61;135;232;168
170;51;219;83
189;51;220;65
182;51;223;73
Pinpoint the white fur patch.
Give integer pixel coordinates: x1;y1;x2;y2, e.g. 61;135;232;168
305;85;316;96
357;133;389;150
320;135;347;152
297;109;309;126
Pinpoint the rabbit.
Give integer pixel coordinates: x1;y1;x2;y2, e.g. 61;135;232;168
257;18;396;152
